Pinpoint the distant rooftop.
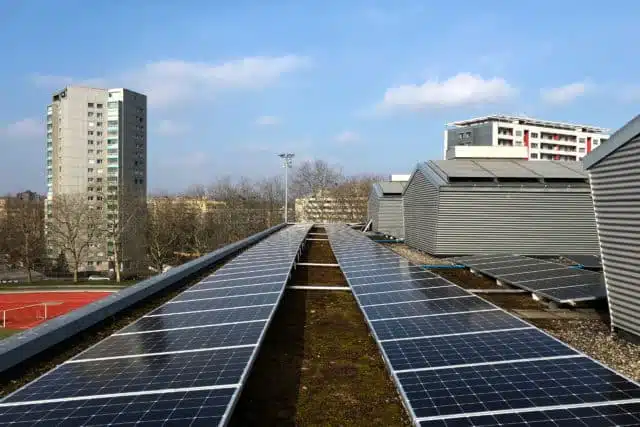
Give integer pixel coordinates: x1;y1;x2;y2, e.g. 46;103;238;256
373;181;406;195
425;159;589;184
447;115;609;134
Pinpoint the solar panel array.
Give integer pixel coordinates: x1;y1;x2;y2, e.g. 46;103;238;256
455;254;606;304
562;254;603;270
325;224;640;427
0;224;311;427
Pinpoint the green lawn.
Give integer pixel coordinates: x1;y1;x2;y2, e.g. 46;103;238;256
0;328;22;339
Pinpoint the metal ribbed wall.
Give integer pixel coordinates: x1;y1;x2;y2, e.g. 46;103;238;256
589;135;640;339
436;190;600;255
367;192;379;231
403;170;439;253
377;196;405;238
368;190;405;238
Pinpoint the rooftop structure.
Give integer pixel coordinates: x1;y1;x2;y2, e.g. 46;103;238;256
367;181;406;238
46;86;147;275
584;114;640;341
402;159;599;256
444;114;610;162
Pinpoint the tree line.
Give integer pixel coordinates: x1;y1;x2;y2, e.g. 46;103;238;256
0;159;380;283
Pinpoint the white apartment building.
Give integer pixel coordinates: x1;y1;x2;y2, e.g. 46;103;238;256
46;86;147;274
444;115;610;161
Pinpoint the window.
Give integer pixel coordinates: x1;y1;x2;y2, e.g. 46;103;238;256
88;159;95;164
88;149;94;154
96;149;103;155
108;158;118;164
97;196;103;201
458;133;464;140
96;159;103;164
579;147;585;153
87;186;94;192
88;130;94;136
88;103;94;108
465;132;471;138
96;187;102;192
515;130;522;136
96;140;103;145
96;112;103;118
96;103;103;108
88;112;94;117
89;122;95;128
108;101;118;108
97;131;103;136
107;120;118;126
531;153;538;159
107;139;118;145
579;137;586;143
96;178;103;183
88;139;94;145
88;177;94;182
530;143;538;148
108;130;118;136
87;196;94;201
531;132;538;138
96;122;102;127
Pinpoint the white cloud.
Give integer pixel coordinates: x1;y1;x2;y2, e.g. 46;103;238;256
334;130;360;144
540;82;588;105
32;55;310;109
3;118;43;139
155;119;191;136
379;72;516;110
254;115;280;126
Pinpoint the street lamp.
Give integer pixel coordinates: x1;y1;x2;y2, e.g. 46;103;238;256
278;153;294;223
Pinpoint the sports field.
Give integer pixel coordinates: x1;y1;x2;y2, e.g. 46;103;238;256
0;291;112;330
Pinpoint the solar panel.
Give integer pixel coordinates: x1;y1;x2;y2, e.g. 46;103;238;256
419;402;640;426
563;254;602;269
326;224;640;426
455;254;607;303
0;224;311;426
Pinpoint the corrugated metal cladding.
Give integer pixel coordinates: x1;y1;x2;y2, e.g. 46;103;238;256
586;130;640;340
367;182;406;238
402;160;600;257
403;171;439;253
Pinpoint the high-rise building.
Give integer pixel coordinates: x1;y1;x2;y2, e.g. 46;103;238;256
45;86;147;275
444;115;610;161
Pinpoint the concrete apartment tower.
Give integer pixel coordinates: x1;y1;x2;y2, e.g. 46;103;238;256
45;86;147;275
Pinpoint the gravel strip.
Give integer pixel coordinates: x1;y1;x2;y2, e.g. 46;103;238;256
384;244;452;265
531;318;640;383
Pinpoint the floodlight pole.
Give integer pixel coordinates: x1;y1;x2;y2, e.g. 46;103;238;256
278;153;294;223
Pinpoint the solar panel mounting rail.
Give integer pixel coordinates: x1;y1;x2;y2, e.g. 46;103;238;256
0;224;311;427
325;224;640;427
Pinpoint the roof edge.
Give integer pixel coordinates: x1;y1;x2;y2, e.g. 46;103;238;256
583;114;640;170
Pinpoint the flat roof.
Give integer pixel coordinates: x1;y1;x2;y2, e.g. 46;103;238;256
427;159;589;183
374;181;406;195
447;115;609;134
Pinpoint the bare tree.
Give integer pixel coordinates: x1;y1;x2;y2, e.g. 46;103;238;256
331;174;383;223
291;160;344;198
46;194;103;282
146;197;183;272
6;198;45;283
102;190;146;282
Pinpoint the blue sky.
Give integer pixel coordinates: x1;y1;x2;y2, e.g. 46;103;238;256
1;1;639;194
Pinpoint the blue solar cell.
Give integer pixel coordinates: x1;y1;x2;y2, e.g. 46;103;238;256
358;285;469;306
148;292;280;315
4;347;253;402
173;282;283;301
371;310;529;341
398;357;640;419
382;328;577;371
0;388;236;426
363;297;495;321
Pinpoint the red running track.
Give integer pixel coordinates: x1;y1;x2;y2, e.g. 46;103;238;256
0;291;112;329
